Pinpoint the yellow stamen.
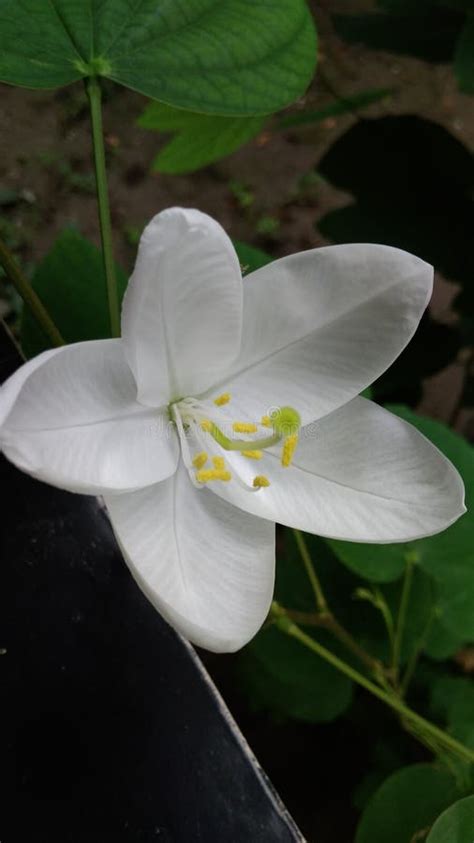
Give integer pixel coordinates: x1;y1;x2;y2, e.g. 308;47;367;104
196;469;231;483
214;392;231;406
242;450;263;460
192;452;208;470
281;433;298;467
200;419;212;432
212;456;225;470
232;422;258;433
260;415;272;428
253;475;270;488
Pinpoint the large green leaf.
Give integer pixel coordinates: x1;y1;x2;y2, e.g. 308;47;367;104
20;229;128;357
455;15;474;93
424;616;465;660
355;764;460;843
0;0;316;115
427;796;474;843
138;102;266;174
430;677;474;750
327;537;406;584
238;625;353;723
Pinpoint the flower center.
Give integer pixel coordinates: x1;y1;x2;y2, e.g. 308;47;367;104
169;392;301;493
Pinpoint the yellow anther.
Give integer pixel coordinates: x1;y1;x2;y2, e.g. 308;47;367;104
212;456;225;470
253;475;270;488
232;422;258;434
200;419;212;432
242;450;263;460
196;469;231;483
281;434;298;467
214;392;231;406
260;415;272;428
192;452;208;470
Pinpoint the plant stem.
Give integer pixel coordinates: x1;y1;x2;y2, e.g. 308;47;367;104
86;76;120;338
293;529;328;613
373;587;396;653
0;237;64;348
286;609;384;678
292;530;385;678
271;603;474;766
392;554;415;676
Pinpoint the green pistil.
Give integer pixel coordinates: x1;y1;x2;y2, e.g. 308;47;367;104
204;406;301;454
205;421;281;453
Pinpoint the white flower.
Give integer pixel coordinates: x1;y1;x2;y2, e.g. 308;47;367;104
0;208;465;652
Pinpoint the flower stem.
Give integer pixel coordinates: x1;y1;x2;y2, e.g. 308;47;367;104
293;529;328;613
373;587;396;653
86;76;120;338
0;236;64;348
286;609;386;678
292;529;385;678
271;603;474;765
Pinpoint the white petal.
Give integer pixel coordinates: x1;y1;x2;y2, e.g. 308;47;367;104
210;398;465;543
105;461;275;652
0;346;63;426
122;208;243;406
1;340;179;493
213;244;432;425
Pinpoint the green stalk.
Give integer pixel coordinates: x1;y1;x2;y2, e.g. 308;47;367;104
0;236;64;348
293;529;328;613
86;76;120;338
271;603;474;766
292;530;385;678
205;420;281;452
373;587;396;654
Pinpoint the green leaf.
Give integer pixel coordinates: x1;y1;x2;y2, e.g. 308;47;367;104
425;616;465;660
20;229;128;357
138;102;266;174
430;677;474;750
455;16;474;93
328;537;407;583
238;625;353;723
427;796;474;843
355;764;460;843
233;240;272;274
278;87;393;128
0;1;317;115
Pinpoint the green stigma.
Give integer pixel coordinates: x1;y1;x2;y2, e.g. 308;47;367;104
270;406;301;437
199;404;301;469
